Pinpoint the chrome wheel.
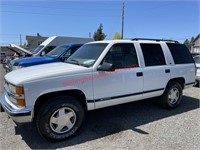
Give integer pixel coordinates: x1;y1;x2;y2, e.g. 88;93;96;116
50;107;76;134
168;88;179;105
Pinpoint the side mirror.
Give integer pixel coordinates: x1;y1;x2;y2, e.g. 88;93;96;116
97;62;115;71
41;51;45;56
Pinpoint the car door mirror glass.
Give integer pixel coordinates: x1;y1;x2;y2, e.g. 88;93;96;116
97;62;115;71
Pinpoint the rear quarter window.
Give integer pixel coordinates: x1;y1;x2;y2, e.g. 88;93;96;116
167;43;194;64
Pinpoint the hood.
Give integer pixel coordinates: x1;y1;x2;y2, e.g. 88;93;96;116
9;44;33;55
14;56;56;67
5;62;90;85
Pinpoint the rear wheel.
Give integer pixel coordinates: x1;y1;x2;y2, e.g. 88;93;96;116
36;95;84;141
160;82;183;109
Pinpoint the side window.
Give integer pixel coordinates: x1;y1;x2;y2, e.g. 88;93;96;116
140;43;166;67
104;43;138;69
63;46;80;57
167;43;194;64
44;46;56;54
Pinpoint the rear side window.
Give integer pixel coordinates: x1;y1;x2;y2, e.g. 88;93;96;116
140;43;166;66
167;43;194;64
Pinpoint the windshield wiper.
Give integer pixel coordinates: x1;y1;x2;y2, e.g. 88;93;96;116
67;59;81;65
66;59;87;67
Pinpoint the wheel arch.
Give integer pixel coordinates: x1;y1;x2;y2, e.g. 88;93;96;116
34;89;87;117
166;77;185;90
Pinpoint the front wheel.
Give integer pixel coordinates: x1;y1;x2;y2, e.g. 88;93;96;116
160;82;183;109
36;95;84;141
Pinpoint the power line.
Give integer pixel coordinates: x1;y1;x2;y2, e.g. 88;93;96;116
0;10;120;18
0;3;121;10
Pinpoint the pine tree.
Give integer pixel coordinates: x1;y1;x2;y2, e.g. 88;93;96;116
93;24;106;41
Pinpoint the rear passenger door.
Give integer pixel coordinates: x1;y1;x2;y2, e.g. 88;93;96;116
140;43;171;99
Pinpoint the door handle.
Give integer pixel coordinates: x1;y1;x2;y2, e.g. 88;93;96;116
136;72;143;77
165;69;170;73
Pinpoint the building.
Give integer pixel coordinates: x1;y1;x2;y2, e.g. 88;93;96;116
191;34;200;53
26;34;48;51
0;46;15;55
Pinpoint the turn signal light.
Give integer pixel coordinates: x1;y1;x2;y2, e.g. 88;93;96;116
16;87;24;94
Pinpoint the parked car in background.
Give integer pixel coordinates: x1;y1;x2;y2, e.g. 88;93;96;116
32;36;93;56
5;44;83;72
4;36;93;70
8;36;94;59
191;52;200;57
193;55;200;87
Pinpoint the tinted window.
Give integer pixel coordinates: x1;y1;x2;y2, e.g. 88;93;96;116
43;46;56;54
63;46;81;57
104;43;138;69
167;43;194;64
141;44;166;66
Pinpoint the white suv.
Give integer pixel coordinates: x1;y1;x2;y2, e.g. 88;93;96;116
0;39;196;141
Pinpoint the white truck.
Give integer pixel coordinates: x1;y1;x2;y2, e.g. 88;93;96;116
8;36;94;57
0;39;196;141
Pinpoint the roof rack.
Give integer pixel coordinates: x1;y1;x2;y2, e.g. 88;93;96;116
131;38;179;43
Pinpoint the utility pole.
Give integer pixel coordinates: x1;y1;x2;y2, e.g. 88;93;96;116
19;34;22;46
89;32;91;38
121;0;125;39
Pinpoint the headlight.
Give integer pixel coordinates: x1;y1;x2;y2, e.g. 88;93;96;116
12;65;23;71
7;83;25;107
8;84;24;94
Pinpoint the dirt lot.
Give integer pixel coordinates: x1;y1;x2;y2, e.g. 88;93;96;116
0;64;200;150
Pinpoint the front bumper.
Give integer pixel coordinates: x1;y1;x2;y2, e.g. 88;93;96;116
0;93;33;123
5;65;11;73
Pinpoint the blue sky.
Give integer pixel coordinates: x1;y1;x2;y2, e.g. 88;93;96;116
0;0;199;45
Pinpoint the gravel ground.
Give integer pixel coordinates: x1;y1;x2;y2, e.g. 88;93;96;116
0;64;200;150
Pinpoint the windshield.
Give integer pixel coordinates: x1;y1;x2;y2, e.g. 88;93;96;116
46;45;69;58
66;43;108;67
194;55;200;63
33;45;44;54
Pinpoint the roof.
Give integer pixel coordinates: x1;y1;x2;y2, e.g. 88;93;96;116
87;39;179;44
26;35;48;41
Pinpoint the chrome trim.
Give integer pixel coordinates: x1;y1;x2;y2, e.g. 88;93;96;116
0;93;33;123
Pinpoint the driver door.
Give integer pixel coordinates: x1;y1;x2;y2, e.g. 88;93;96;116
93;43;143;109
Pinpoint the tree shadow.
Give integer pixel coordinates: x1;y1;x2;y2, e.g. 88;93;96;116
14;95;199;149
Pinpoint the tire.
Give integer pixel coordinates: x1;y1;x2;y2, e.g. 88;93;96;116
36;95;85;141
160;82;183;109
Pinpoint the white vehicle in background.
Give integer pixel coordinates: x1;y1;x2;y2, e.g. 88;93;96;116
8;36;94;57
193;55;200;87
32;36;94;56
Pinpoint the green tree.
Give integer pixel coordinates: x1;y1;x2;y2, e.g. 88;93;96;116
93;24;106;41
184;39;190;49
112;32;121;40
190;37;195;43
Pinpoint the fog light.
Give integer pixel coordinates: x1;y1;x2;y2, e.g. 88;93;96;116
16;99;25;106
